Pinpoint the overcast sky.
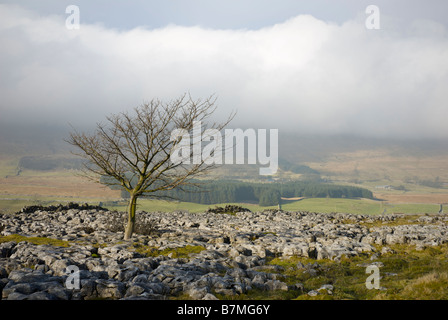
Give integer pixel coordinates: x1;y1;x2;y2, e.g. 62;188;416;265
1;1;448;139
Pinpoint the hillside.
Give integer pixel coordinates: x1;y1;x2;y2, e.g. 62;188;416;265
0;124;447;214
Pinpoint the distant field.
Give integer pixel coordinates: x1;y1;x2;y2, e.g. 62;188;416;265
0;196;441;216
301;147;448;210
0;168;120;200
123;198;440;215
373;192;448;205
1;145;447;215
102;200;267;213
315;148;448;178
281;198;440;215
305;148;448;191
0;167;445;215
0;155;20;177
305;148;446;178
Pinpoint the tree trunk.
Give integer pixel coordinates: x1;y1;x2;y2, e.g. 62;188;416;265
124;194;138;240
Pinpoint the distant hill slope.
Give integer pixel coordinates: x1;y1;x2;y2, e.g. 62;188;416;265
1;123;448;188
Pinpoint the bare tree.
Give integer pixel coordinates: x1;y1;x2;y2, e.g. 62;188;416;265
67;94;234;240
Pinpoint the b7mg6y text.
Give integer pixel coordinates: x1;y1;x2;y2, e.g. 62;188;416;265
177;304;270;317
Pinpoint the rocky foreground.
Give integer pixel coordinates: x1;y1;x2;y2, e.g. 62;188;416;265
1;205;447;300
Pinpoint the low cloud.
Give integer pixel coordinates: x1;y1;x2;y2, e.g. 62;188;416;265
1;4;447;139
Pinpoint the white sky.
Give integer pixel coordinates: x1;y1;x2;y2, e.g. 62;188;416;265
1;1;448;139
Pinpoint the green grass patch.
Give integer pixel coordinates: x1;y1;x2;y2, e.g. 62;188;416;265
0;234;71;247
358;215;423;229
399;272;448;299
99;198;441;215
256;243;448;300
281;198;381;215
0;199;40;214
281;198;440;215
1;196;441;216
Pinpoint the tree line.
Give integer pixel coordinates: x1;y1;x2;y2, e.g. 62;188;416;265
129;179;374;206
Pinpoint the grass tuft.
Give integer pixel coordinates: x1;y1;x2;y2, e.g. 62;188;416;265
0;234;71;247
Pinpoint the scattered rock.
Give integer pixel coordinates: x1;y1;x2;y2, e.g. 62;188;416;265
0;207;447;300
206;205;251;214
317;284;334;295
307;290;319;296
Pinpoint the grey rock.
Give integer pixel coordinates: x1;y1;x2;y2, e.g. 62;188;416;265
79;279;97;299
307;290;319;296
381;246;395;255
214;288;236;296
3;282;38;297
202;293;219;300
95;279;126;299
0;266;8;278
50;259;74;276
146;281;170;295
8;269;61;283
131;273;149;283
26;291;59;300
0;241;16;258
46;284;71;300
265;279;289;291
6;292;30;300
317;284;334;295
188;286;208;299
2;278;68;300
125;284;147;297
1;207;448;300
251;273;268;290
